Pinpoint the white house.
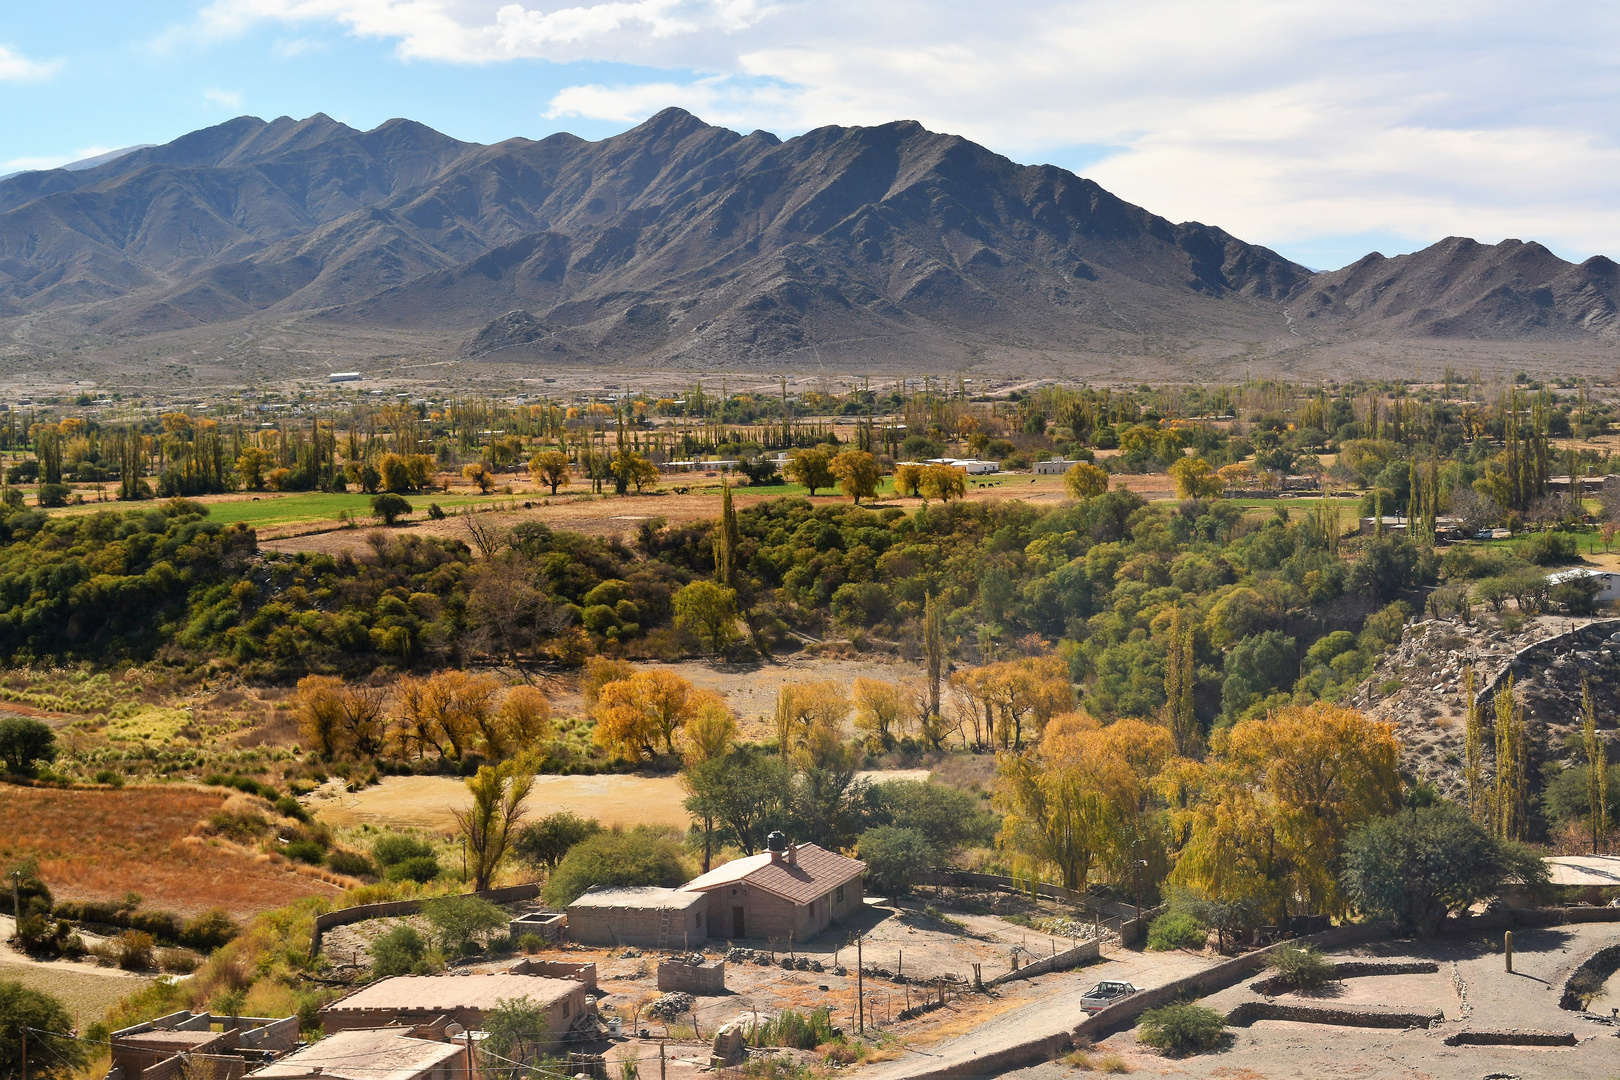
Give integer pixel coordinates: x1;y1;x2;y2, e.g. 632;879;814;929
1547;568;1620;603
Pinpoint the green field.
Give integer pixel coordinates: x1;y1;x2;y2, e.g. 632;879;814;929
197;491;522;527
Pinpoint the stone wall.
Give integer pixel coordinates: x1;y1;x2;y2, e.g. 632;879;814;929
986;939;1100;987
311;884;540;953
657;958;726;994
1226;1001;1442;1029
509;958;598;992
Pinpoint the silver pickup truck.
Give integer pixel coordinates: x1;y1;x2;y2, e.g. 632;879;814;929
1080;980;1140;1014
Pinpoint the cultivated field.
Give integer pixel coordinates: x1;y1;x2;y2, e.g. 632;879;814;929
1;786;344;918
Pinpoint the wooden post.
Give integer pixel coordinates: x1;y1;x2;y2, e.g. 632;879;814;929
897;950;902;979
1504;931;1514;973
857;937;864;1034
21;1022;27;1080
464;1027;473;1080
660;1041;666;1080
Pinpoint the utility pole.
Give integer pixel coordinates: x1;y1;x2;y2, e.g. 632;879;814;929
21;1023;27;1080
10;870;20;933
856;936;864;1034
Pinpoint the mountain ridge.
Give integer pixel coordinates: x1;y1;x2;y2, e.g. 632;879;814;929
1;109;1616;370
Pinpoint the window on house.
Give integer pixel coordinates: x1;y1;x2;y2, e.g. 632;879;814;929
836;885;845;904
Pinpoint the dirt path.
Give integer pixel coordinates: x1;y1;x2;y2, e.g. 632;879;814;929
859;945;1215;1080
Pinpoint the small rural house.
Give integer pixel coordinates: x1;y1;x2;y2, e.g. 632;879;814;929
566;886;708;948
320;973;591;1048
1547;568;1620;604
108;1011;300;1080
1033;458;1078;475
679;832;865;942
256;1024;473;1080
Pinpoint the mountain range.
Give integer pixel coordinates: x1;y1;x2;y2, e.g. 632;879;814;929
1;109;1616;372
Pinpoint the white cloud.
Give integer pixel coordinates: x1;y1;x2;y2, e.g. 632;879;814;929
2;146;119;174
0;43;60;81
184;0;1620;265
203;87;246;108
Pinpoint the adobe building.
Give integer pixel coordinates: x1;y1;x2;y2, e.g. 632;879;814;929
108;1011;299;1080
320;973;591;1049
678;832;864;942
565;886;708;948
256;1024;474;1080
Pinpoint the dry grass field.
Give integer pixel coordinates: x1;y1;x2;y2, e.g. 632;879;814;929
0;956;152;1028
1;786;343;918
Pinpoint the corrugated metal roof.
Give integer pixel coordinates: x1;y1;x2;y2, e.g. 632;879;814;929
681;844;864;905
325;973;580;1014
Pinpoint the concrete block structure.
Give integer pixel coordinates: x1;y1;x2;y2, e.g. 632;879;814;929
320;973;591;1050
679;835;864;943
566;886;707;948
1033;459;1077;475
108;1012;299;1080
657;957;726;994
506;957;597;991
256;1024;473;1080
509;911;566;943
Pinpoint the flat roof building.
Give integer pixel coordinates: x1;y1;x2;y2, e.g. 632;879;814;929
566;886;707;948
320;973;590;1049
256;1026;470;1080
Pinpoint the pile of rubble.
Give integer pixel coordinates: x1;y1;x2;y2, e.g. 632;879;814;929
646;992;695;1020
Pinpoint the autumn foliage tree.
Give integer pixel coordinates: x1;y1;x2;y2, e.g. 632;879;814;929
1165;702;1401;921
594;670;721;761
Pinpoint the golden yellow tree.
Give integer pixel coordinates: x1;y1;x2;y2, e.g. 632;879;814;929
1168;702;1400;920
853;678;905;751
594;670;708;760
497;685;554;754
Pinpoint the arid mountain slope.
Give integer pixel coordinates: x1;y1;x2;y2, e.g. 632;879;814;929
2;109;1618;370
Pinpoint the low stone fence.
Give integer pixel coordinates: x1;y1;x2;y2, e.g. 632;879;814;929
310;883;541;953
1247;960;1438;996
1560;941;1620;1011
1226;1001;1441;1029
1442;1029;1576;1047
1076;921;1396;1042
986;939;1100;987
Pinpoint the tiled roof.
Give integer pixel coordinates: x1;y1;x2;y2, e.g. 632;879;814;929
324;973;580;1014
257;1028;463;1080
681;844;864;905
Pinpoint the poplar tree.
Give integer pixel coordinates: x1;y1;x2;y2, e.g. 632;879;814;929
1493;677;1527;841
1162;606;1198;756
1582;678;1609;854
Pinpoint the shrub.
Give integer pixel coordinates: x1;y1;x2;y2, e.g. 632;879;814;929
1146;912;1205;952
92;769;124;787
1136;1002;1226;1055
423;895;509;955
156;948;201;974
206;809;270;842
857;826;936;897
325;850;376;877
274;795;311;822
372;833;435;867
371;925;431;977
1265;944;1332;989
513;812;603;870
371;493;413;525
0;981;86;1078
0;717;56;776
385;855;441;884
756;1008;836;1049
283;839;326;865
114;930;156;971
542;827;692;907
180;909;240;951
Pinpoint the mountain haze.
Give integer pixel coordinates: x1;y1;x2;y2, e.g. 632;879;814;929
0;110;1615;371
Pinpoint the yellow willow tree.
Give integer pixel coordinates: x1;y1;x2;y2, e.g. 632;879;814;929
594;670;716;761
1168;702;1401;920
453;755;536;891
993;712;1157;891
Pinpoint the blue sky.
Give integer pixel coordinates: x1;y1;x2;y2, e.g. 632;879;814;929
4;1;1620;272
